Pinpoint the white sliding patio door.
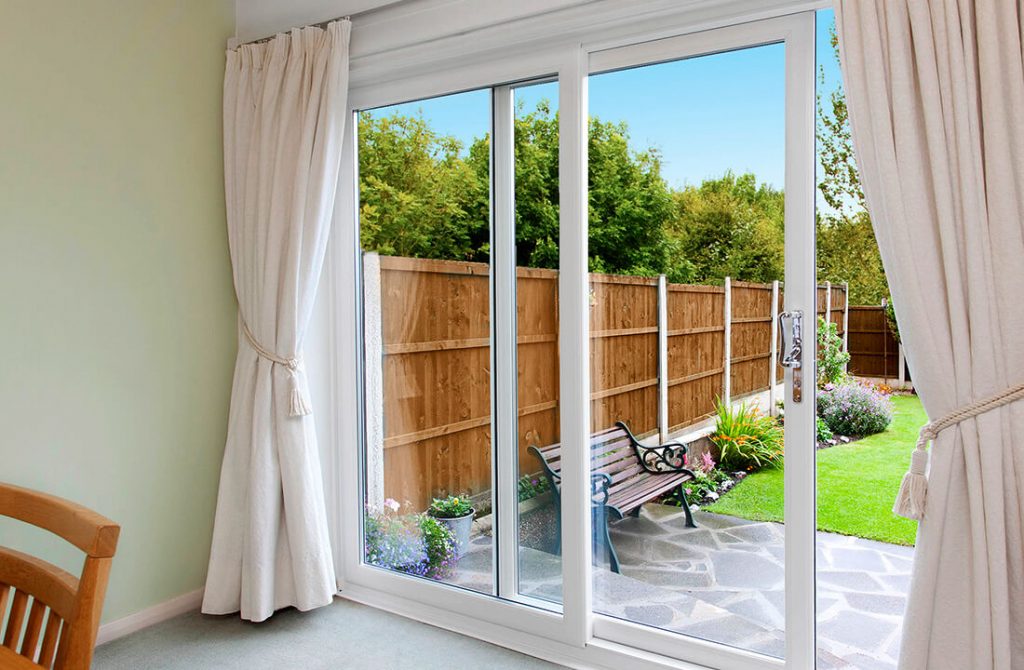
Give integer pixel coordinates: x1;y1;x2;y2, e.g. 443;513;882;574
337;9;818;670
576;14;817;669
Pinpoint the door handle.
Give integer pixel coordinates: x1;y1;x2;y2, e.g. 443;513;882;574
778;310;804;402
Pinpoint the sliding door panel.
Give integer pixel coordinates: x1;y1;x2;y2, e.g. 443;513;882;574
358;89;495;595
584;20;816;665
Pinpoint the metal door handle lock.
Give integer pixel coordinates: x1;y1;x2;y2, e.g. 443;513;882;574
778;310;804;402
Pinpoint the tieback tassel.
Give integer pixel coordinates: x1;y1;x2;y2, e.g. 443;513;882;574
890;380;1024;522
289;377;312;417
892;440;930;520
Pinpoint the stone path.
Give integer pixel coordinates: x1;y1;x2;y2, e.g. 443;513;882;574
442;504;913;669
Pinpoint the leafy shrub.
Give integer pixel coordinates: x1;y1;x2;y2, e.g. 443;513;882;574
817;316;850;388
663;452;731;506
817;381;893;436
709;400;784;470
883;298;901;343
365;503;457;579
428;494;474;519
816;416;834;442
517;474;550;502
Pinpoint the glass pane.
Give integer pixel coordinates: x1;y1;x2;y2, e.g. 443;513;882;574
512;81;563;604
358;89;494;594
814;9;917;669
588;43;787;658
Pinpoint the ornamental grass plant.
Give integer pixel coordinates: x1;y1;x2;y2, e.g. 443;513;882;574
709;399;784;471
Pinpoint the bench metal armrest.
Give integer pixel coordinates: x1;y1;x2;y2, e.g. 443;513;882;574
591;472;612;506
636;441;690;474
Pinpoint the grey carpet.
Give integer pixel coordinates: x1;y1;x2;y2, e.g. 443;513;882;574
94;598;566;670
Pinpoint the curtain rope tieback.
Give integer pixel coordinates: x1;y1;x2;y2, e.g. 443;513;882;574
893;380;1024;521
241;320;312;417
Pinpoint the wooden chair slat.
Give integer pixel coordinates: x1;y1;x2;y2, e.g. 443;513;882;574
37;613;61;669
3;589;30;649
0;584;10;623
20;599;46;660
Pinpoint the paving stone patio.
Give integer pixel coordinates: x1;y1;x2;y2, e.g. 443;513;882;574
443;504;913;669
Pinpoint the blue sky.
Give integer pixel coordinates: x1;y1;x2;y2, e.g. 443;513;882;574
364;9;842;192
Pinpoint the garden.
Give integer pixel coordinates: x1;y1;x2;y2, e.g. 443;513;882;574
663;317;919;547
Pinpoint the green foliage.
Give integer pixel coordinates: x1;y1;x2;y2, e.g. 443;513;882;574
364;509;457;579
585;117;677;278
816;316;850;388
816;24;889;304
817;211;889;304
358;102;784;286
517;474;551;503
883;298;901;343
668;172;784;283
358;112;488;261
709;394;923;546
818;381;894;436
427;494;474;519
709;400;784;471
816;416;834;443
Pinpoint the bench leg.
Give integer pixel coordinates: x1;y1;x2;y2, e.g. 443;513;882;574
679;485;698;528
592;506;622;574
628;505;642;518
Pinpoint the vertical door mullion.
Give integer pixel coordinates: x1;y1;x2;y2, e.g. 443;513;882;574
493;85;519;600
783;12;817;670
558;44;592;648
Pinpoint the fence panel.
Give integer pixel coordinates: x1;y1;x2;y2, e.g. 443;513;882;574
378;256;493;508
590;274;660;438
515;267;560;478
847;305;901;378
666;285;725;433
729;281;774;399
373;256;855;508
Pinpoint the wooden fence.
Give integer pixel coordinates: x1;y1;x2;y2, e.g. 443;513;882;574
367;254;848;508
846;305;908;380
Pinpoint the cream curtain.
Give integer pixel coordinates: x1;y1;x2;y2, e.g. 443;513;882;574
834;2;1024;668
202;20;351;622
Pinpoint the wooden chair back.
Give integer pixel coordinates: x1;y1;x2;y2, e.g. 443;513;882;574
0;482;119;670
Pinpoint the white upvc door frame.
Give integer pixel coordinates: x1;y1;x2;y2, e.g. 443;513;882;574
328;7;819;670
585;12;817;670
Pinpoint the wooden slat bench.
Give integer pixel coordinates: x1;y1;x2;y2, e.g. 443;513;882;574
528;421;697;573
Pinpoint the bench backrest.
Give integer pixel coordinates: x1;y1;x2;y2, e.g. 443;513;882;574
530;423;649;492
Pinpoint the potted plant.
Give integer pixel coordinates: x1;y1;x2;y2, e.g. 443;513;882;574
364;498;457;579
427;494;475;559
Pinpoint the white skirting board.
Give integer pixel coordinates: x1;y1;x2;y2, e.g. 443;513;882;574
96;588;204;646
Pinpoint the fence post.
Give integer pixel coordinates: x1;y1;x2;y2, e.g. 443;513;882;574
657;275;669;443
842;282;850;370
898;344;906;388
362;252;385;512
769;279;780;416
824;280;832;327
723;276;732;406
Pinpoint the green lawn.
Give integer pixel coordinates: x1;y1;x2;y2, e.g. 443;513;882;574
707;393;924;546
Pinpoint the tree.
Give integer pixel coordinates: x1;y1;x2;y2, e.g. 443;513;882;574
816;26;889;304
358;111;488;261
466;102;678;278
668;172;784;283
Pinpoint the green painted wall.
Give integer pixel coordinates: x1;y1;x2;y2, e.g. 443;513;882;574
0;1;236;623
